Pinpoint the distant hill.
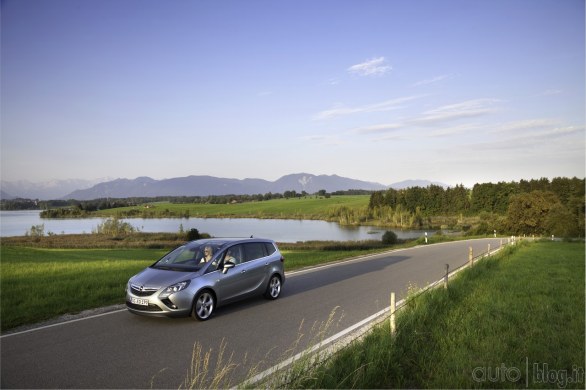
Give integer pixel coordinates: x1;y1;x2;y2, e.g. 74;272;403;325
2;174;450;201
0;178;111;200
63;173;388;200
0;190;16;200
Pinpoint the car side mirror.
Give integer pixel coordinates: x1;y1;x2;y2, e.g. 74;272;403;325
222;262;235;274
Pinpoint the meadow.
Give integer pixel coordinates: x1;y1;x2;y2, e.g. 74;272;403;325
283;241;585;389
94;195;371;221
0;240;387;332
86;194;482;230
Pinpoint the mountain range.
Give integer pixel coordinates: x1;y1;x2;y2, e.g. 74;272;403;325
0;178;111;201
1;174;448;201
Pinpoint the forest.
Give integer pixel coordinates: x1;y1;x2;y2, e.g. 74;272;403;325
367;177;584;237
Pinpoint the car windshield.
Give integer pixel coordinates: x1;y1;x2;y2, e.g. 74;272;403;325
152;242;224;272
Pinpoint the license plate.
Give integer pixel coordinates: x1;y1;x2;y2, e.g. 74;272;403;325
130;297;149;306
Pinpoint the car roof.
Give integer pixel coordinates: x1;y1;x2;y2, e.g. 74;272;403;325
189;237;274;246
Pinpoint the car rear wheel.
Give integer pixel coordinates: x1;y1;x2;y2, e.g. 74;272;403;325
264;275;282;300
192;290;215;321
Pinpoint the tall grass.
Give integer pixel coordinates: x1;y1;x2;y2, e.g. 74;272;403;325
174;307;346;389
288;241;585;388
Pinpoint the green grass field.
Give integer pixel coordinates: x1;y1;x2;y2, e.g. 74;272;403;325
0;243;384;331
94;195;370;220
287;241;585;389
0;246;161;330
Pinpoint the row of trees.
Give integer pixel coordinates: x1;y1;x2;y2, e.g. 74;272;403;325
368;177;584;237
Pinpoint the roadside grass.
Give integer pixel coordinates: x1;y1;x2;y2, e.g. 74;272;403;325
0;246;163;331
0;240;392;332
285;241;585;389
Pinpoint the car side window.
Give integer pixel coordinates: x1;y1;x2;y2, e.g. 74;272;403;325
223;244;243;265
243;242;267;263
264;242;276;256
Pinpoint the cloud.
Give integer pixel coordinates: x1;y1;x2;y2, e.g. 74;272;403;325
347;57;391;77
410;99;501;125
428;123;487;137
351;123;403;134
300;134;346;146
313;95;423;120
535;89;563;97
464;124;584;152
412;74;453;87
492;119;561;133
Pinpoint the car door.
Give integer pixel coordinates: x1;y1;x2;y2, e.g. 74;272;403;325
213;244;246;302
238;242;269;294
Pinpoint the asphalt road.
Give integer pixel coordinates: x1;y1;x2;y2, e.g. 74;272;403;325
1;238;505;389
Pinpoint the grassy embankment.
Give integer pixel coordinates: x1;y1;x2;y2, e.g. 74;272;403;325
278;241;585;389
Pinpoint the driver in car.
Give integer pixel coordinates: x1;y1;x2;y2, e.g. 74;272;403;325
200;246;213;263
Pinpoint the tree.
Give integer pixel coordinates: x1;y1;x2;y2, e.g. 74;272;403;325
506;191;560;235
544;203;574;238
186;228;200;241
368;191;385;210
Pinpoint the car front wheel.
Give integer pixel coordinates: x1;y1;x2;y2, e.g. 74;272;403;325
192;290;215;321
264;275;282;300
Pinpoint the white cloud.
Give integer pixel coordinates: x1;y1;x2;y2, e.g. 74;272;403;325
536;89;563;96
314;95;423;120
300;134;346;146
351;123;403;134
412;74;453;87
492;119;561;133
410;99;501;125
347;57;391;76
428;123;487;137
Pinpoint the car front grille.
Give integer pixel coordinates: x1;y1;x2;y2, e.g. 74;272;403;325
126;301;163;312
130;284;158;297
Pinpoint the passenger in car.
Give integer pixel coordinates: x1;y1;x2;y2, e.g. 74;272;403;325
225;250;239;265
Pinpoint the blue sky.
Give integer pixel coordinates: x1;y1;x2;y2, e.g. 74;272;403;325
2;0;584;187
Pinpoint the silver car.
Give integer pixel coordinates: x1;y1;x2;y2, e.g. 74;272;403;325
126;238;285;320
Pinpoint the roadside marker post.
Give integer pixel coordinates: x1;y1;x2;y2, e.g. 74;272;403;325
444;264;449;289
390;292;396;335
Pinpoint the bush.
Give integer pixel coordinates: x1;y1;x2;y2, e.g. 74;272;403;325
186;228;200;241
382;230;398;245
95;217;136;237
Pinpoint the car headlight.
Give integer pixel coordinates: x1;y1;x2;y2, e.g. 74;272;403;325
159;280;191;299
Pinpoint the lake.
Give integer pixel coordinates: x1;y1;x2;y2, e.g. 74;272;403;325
0;210;433;243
